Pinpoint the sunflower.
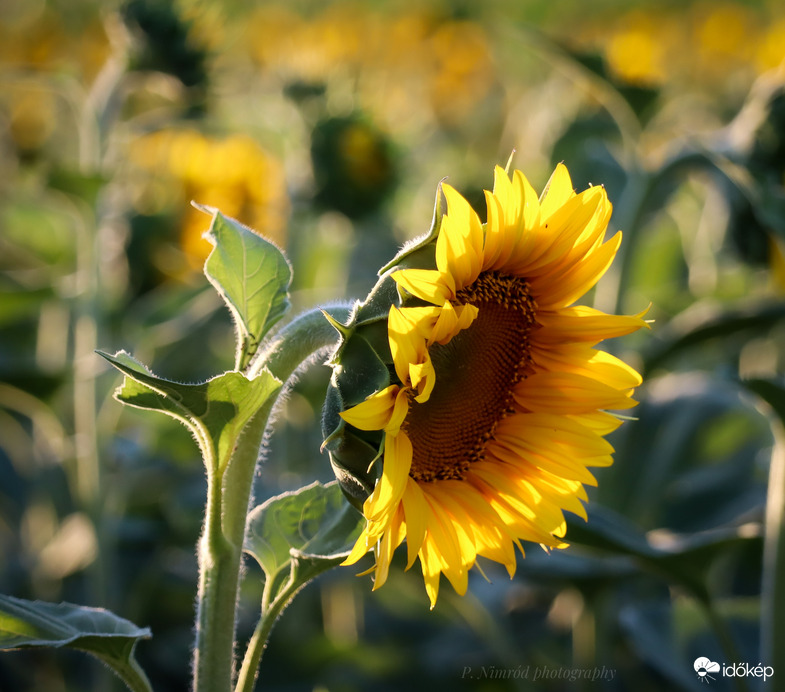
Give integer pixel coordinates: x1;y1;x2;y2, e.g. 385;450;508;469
338;163;647;607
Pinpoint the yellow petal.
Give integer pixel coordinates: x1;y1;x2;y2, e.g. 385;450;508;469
467;467;567;546
372;506;405;591
494;169;545;269
516;185;609;276
425;484;478;569
401;478;428;569
566;411;624;436
364;431;412;523
419;536;442;609
340;385;400;431
529;343;643;391
409;360;436;403
387;386;411;434
388;306;425;385
513;371;638;413
429;301;478;345
425;492;468;596
342;524;376;566
539;163;576;221
484;167;530;271
393;268;455;305
437;184;483;289
513;168;542;237
533;232;622;308
536;305;649;345
491;164;515;216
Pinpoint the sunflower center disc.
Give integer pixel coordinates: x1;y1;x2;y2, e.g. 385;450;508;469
405;271;538;482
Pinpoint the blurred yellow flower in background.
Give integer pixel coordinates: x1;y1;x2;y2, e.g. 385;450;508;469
756;18;785;73
129;129;289;272
243;5;496;131
0;7;109;81
605;26;666;86
7;90;58;154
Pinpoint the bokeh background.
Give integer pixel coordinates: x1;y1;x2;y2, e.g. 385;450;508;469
2;0;785;690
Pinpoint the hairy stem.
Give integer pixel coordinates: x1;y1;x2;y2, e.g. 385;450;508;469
193;304;352;692
762;412;785;690
233;573;287;692
248;304;352;381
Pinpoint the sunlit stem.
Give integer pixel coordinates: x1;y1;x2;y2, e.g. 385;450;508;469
234;575;301;692
193;408;265;692
248;303;352;380
194;305;351;692
71;35;130;692
762;415;785;690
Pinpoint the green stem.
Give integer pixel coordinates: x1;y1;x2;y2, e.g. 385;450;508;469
248;304;352;381
701;602;751;692
193;459;242;692
96;654;153;692
233;576;296;692
762;412;785;688
193;305;351;692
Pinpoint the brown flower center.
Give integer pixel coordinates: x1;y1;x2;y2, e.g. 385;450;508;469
404;271;538;482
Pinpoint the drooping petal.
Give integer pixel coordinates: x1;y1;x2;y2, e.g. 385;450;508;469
409;360;436;403
371;505;406;591
339;385;400;431
388;306;429;386
364;431;413;523
429;301;478;345
401;478;429;569
393;268;455;304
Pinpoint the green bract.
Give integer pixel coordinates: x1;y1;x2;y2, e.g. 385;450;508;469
321;187;446;509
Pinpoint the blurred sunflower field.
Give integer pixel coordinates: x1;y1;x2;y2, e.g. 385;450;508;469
2;0;785;690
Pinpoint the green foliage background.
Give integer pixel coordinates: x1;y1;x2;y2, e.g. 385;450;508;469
1;0;785;690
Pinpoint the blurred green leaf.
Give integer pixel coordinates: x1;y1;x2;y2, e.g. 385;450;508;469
99;350;281;473
567;506;762;601
742;377;785;424
0;284;53;327
643;302;785;376
0;202;75;267
0;594;152;692
619;602;698;691
47;168;107;207
200;207;292;371
244;481;364;602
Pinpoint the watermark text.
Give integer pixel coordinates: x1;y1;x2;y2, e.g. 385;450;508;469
460;665;616;682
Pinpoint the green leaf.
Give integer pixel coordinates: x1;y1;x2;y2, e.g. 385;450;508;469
0;595;152;692
99;350;281;473
642;301;785;376
743;377;785;424
567;506;762;601
619;602;706;691
200;206;292;371
244;481;364;600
